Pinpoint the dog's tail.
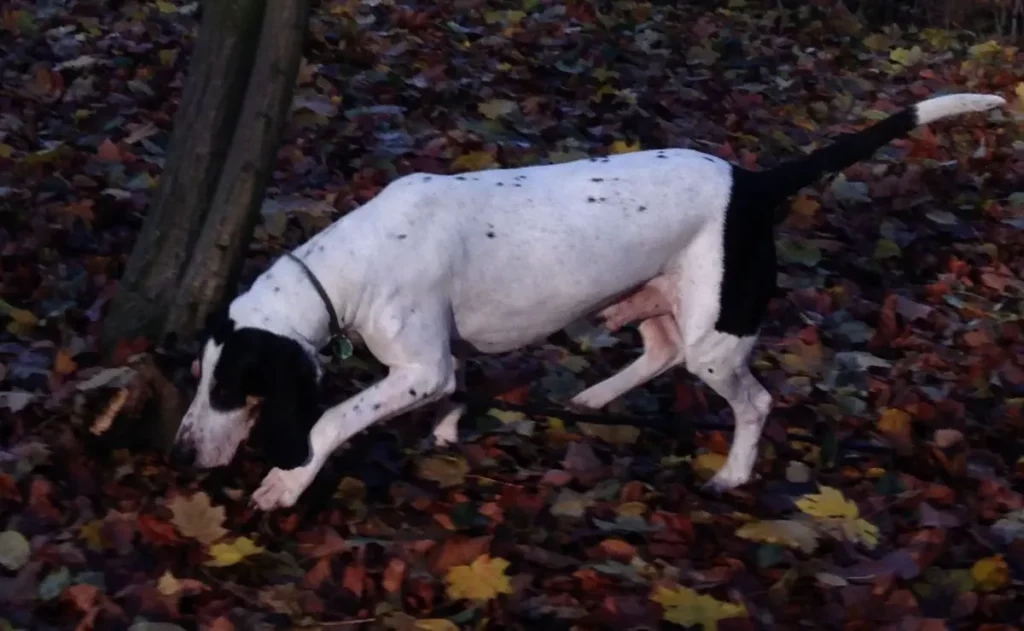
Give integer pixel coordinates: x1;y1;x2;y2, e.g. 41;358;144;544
753;93;1006;221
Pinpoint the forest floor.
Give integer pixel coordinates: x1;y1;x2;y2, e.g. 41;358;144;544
1;0;1024;630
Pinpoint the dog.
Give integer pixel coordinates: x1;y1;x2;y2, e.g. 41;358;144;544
169;93;1007;511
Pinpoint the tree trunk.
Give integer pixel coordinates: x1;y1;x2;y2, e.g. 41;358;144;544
100;0;267;356
165;0;310;339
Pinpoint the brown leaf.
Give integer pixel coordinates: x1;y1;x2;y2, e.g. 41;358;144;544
431;535;492;573
168;492;228;545
302;556;333;589
383;557;407;593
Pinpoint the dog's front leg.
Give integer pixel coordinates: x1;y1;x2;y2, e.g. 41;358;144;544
252;364;455;510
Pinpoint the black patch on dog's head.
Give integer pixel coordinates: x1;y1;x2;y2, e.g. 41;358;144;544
210;326;319;469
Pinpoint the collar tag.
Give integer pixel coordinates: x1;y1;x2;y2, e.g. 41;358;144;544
334;336;353;360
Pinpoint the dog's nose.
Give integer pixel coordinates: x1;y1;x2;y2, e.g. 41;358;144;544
169;442;197;468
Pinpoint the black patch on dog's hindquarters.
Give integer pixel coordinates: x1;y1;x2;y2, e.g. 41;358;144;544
715;168;778;337
211;328;319;469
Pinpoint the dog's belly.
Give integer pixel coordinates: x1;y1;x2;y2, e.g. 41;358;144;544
449;241;686;353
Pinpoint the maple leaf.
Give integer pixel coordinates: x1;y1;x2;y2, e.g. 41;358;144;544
445;554;514;601
156;571;208;596
796;486;859;519
451;151;497;172
0;530;30;570
168;492;228;544
610;139;640;154
478;98;518;119
797;486;880;548
971;555;1009;591
204;537;265;567
417;455;469;488
651;584;747;630
735;519;820;553
415;620;458;631
692;452;726;480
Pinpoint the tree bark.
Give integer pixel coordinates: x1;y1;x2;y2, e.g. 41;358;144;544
165;0;310;339
100;0;267;356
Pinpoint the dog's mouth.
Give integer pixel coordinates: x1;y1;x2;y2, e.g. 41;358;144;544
244;395;262;429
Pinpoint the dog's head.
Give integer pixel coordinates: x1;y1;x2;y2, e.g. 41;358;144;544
170;312;320;470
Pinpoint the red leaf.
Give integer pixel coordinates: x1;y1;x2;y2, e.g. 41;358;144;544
137;514;180;545
342;563;365;598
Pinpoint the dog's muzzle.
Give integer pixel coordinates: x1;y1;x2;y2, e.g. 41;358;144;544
168;440;197;468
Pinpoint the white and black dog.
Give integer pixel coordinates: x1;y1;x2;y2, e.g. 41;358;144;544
170;94;1006;511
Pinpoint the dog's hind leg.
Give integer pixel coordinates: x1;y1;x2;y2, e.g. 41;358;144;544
570;313;684;410
684;331;772;492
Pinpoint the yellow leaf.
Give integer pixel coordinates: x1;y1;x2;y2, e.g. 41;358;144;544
415;620;459;631
478;99;518;119
790;195;820;220
487;408;527;424
417;455;469;488
796;486;859;519
451;151;497;172
204;536;265;567
0;144;12;159
156;570;181;596
168;492;228;545
968;40;1002;59
610;139;640;154
54;350;77;376
817;516;880;548
971;554;1009;591
78;520;105;551
0;298;37;326
651;584;747;630
877;408;911;441
577;422;640;445
862;33;890;52
156;0;176;13
616;501;648;517
1016;82;1024;104
692;452;726;480
890;46;924;66
921;28;954;49
445;554;514;601
736;519;820;553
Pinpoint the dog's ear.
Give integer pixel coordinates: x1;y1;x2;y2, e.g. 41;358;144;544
200;307;234;346
249;335;320;470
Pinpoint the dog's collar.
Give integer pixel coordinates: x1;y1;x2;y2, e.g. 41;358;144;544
284;252;344;342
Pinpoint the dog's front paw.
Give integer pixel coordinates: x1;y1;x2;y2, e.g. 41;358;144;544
252;466;315;511
702;463;753;494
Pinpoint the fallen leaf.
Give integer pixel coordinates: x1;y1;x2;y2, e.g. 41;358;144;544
796;486;859;519
610;139;640;154
204;537;265;567
736;519;819;553
445;554;514;601
168;492;228;545
651;584;747;630
417;455;469;488
971;555;1009;591
0;530;30;570
692;452;726;480
478;98;518;119
415;620;459;631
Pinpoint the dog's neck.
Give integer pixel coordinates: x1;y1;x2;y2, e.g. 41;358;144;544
228;256;340;364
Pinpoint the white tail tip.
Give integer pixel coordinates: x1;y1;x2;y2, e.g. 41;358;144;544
914;93;1007;126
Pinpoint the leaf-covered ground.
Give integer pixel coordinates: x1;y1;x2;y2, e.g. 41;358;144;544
2;0;1024;629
